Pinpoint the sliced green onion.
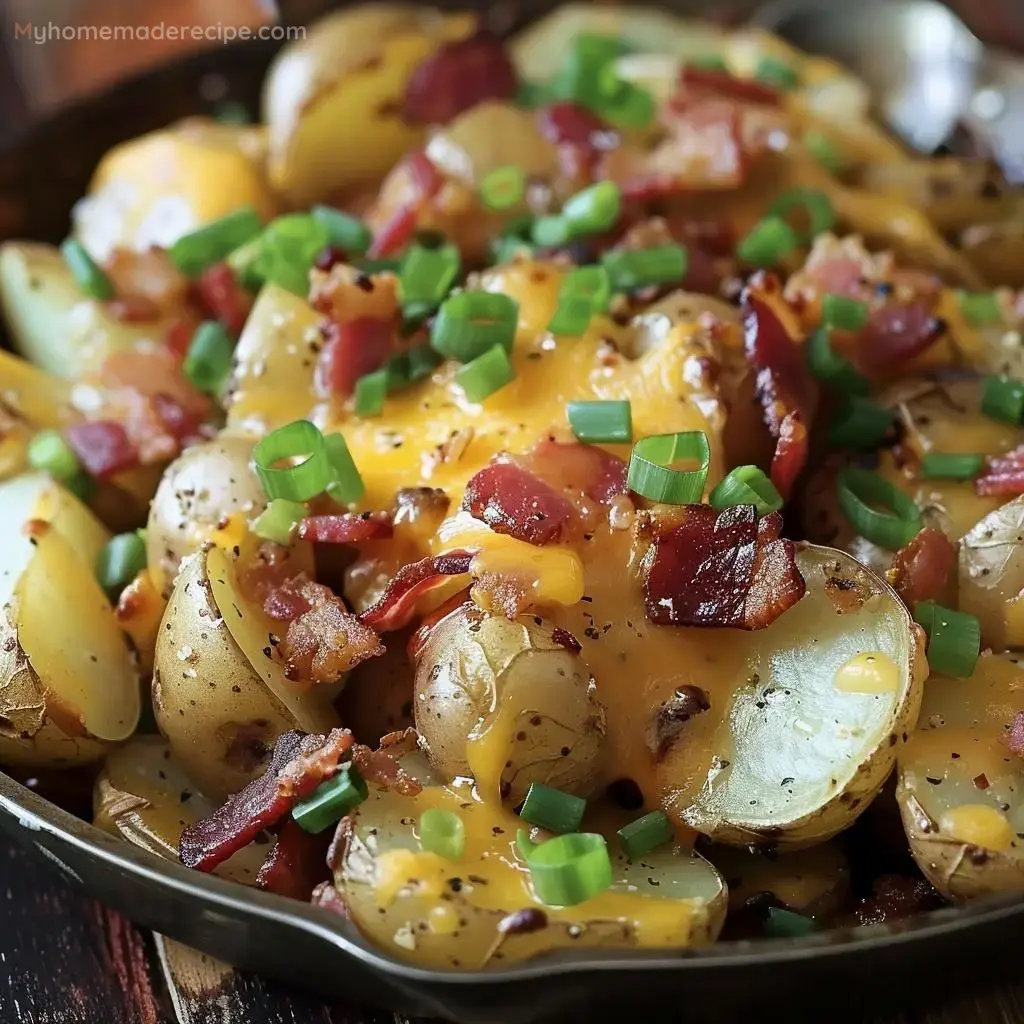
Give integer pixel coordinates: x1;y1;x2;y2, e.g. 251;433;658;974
764;907;816;938
836;466;923;549
548;295;596;335
525;832;613;907
226;237;265;291
768;188;835;242
214;100;251;125
617;810;673;859
516;81;548;109
432;291;518;362
805;327;869;394
354;369;389;417
398;241;460;314
252;498;307;545
257;213;330;296
755;55;800;90
183;320;234;395
914;601;981;678
821;293;869;332
827;396;895;450
920;452;984;481
358;257;402;275
602;244;688;292
253;420;332;502
310;205;372;257
27;429;81;482
456;343;515;403
404;344;443;383
291;765;368;834
95;532;147;597
627;431;710;504
689;53;729;72
551;33;623;109
709;464;783;515
548;265;611;335
480;165;527;211
516;828;537;861
519;782;586;834
531;215;573;248
418;809;465;860
736;216;799;267
957;290;1002;327
567;400;632;444
803;130;845;173
323;432;365;506
562;181;622;236
492;235;537;264
65;472;95;503
981;375;1024;423
60;239;113;300
169;206;262;277
602;82;656;129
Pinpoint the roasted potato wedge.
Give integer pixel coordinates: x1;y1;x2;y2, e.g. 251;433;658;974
0;473;140;766
898;652;1024;899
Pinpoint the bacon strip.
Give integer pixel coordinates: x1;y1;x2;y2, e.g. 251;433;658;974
359;550;474;631
976;446;1024;496
857;301;946;376
65;421;139;480
255;818;331;901
520;440;628;505
180;729;354;872
1006;711;1024;757
298;512;393;544
679;66;782;107
351;744;422;797
193;262;253;336
315;317;395;398
888;527;956;606
640;505;805;629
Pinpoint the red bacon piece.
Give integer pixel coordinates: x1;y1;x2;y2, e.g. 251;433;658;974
976;446;1024;496
1006;711;1024;757
64;421;139;480
255;818;331;901
194;262;253;336
403;31;518;126
857;301;946;376
640;505;805;629
888;527;956;606
771;411;809;501
298;512;393;544
180;729;354;873
351;743;423;797
679;66;782;107
360;551;474;631
521;440;628;504
151;393;206;445
315;317;395;398
368;151;444;258
164;318;196;361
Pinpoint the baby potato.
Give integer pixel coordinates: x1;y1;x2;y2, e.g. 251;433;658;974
898;652;1024;899
94;735;266;885
414;604;606;804
336;752;726;968
262;4;476;206
0;473;140;767
959;496;1024;651
152;544;339;800
146;434;267;597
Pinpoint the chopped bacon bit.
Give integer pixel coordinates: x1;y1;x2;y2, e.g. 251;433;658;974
857;301;945;376
64;421;139;480
360;551;474;632
770;411;808;500
298;512;393;545
193;262;253;336
314;246;349;272
537;102;615;178
976;446;1024;496
551;626;582;655
315;317;394;398
106;295;160;323
255;818;331;901
164;318;196;360
888;527;956;606
640;505;805;629
263;578;314;622
151;393;205;445
521;440;628;505
853;875;942;927
180;729;354;873
403;30;517;126
351;744;423;796
1005;711;1024;757
311;881;349;916
367;152;445;258
104;246;188;312
679;66;782;107
368;206;417;259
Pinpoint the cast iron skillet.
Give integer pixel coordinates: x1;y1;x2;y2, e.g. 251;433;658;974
2;8;1023;1021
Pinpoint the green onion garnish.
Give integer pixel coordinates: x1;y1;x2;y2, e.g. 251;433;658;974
827;396;895;450
627;431;710;504
516;81;548;109
981;375;1024;423
480;165;527;211
516;828;537;861
562;181;623;237
95;532;147;598
531;215;573;248
310;205;373;257
455;343;516;402
550;33;624;110
354;369;389;417
418;809;465;860
404;344;443;383
920;452;984;481
60;239;113;300
323;432;365;505
548;295;597;335
27;429;81;483
755;55;800;90
256;213;330;296
398;241;461;316
957;290;1002;327
803;130;845;173
251;498;306;546
358;257;402;275
291;765;368;834
617;810;673;859
602;244;688;292
914;601;981;678
519;782;586;834
709;464;783;515
431;291;518;362
567;400;632;444
253;420;333;502
169;206;262;277
548;265;611;335
821;293;869;332
182;320;234;395
768;188;835;242
805;327;869;394
689;53;729;72
525;832;614;907
226;237;265;291
736;216;799;267
836;466;923;549
214;101;251;125
764;907;816;938
602;82;656;129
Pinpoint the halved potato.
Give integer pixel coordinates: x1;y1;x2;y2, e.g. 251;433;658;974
336;753;726;968
959;496;1024;651
898;651;1024;899
0;473;140;767
94;735;266;885
152;543;339;800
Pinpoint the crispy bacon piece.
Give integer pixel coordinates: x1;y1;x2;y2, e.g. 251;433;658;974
315;317;395;398
1006;711;1024;757
351;743;422;797
64;421;139;479
311;881;349;916
360;551;474;631
368;152;444;258
640;505;805;629
104;246;188;312
521;440;628;504
888;527;956;606
193;262;253;336
298;512;393;544
180;729;354;872
976;446;1024;496
537;102;616;179
255;818;331;901
164;318;197;360
857;301;946;376
679;66;782;107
